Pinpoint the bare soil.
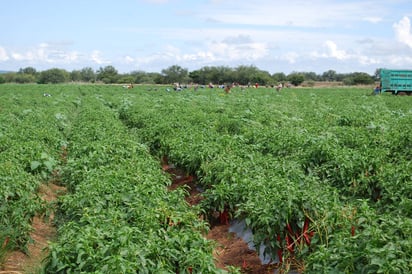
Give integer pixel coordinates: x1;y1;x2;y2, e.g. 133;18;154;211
162;158;279;273
2;156;287;274
1;183;66;274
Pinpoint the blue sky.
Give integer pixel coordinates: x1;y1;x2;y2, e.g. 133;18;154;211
1;0;412;74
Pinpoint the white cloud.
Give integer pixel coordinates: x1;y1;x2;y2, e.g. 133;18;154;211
393;16;412;48
199;0;384;28
280;52;299;64
91;50;110;65
357;55;380;65
124;56;135;63
310;40;349;60
363;17;382;24
325;40;349;60
0;47;9;61
222;34;253;44
135;36;269;68
6;43;79;64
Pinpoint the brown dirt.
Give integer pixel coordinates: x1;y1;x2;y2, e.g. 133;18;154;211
206;224;278;273
162;158;279;273
1;183;66;274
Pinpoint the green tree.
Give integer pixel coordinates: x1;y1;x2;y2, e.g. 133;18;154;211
0;75;5;84
130;70;147;84
117;74;135;84
373;68;381;81
190;66;217;85
301;71;319;81
233;65;260;85
322;69;337;81
251;70;272;86
161;65;189;84
342;72;374;85
96;65;119;84
189;70;204;84
80;67;96;82
287;72;305;86
214;66;234;84
18;67;37;75
70;70;82;82
15;67;38;83
152;72;164;84
272;72;287;83
15;73;36;83
38;68;69;84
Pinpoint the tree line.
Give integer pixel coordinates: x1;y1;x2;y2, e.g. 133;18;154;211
0;65;377;86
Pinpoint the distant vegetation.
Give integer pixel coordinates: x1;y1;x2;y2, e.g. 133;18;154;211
0;65;377;86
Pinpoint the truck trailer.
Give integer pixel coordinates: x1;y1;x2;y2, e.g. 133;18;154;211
380;69;412;95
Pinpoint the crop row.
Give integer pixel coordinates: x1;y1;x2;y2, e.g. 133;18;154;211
42;89;222;273
0;85;67;263
118;87;412;273
1;85;410;273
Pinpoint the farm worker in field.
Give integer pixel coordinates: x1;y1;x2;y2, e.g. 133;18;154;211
276;83;282;92
373;85;380;95
255;83;259;88
224;85;231;94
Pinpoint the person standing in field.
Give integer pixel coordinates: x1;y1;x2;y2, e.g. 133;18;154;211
372;85;380;95
276;83;282;92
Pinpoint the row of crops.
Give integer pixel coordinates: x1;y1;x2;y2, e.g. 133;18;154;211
0;85;66;263
0;84;411;273
1;85;222;273
117;87;411;273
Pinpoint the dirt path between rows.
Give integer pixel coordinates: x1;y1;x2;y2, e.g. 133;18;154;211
2;157;286;274
1;183;66;274
162;158;278;273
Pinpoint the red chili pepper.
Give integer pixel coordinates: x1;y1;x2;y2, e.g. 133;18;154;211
303;232;311;245
286;223;294;235
295;232;301;244
277;234;283;263
219;210;229;225
277;249;283;263
303;217;310;234
286;234;294;253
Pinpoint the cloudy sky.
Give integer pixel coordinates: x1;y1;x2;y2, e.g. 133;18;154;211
1;0;412;74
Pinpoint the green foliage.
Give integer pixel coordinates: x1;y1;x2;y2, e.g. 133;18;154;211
118;86;411;272
80;67;96;82
18;66;37;75
161;64;189;84
1;85;411;273
287;72;305;86
343;72;374;85
96;65;119;84
38;68;69;84
0;86;69;262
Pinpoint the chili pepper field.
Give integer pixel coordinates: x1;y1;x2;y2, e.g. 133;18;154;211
0;84;411;273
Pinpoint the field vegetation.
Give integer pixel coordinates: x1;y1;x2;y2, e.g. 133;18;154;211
0;84;410;273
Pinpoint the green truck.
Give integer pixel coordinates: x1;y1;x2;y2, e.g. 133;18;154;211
380;69;412;95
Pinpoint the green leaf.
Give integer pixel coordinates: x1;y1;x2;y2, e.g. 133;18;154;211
30;161;41;170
